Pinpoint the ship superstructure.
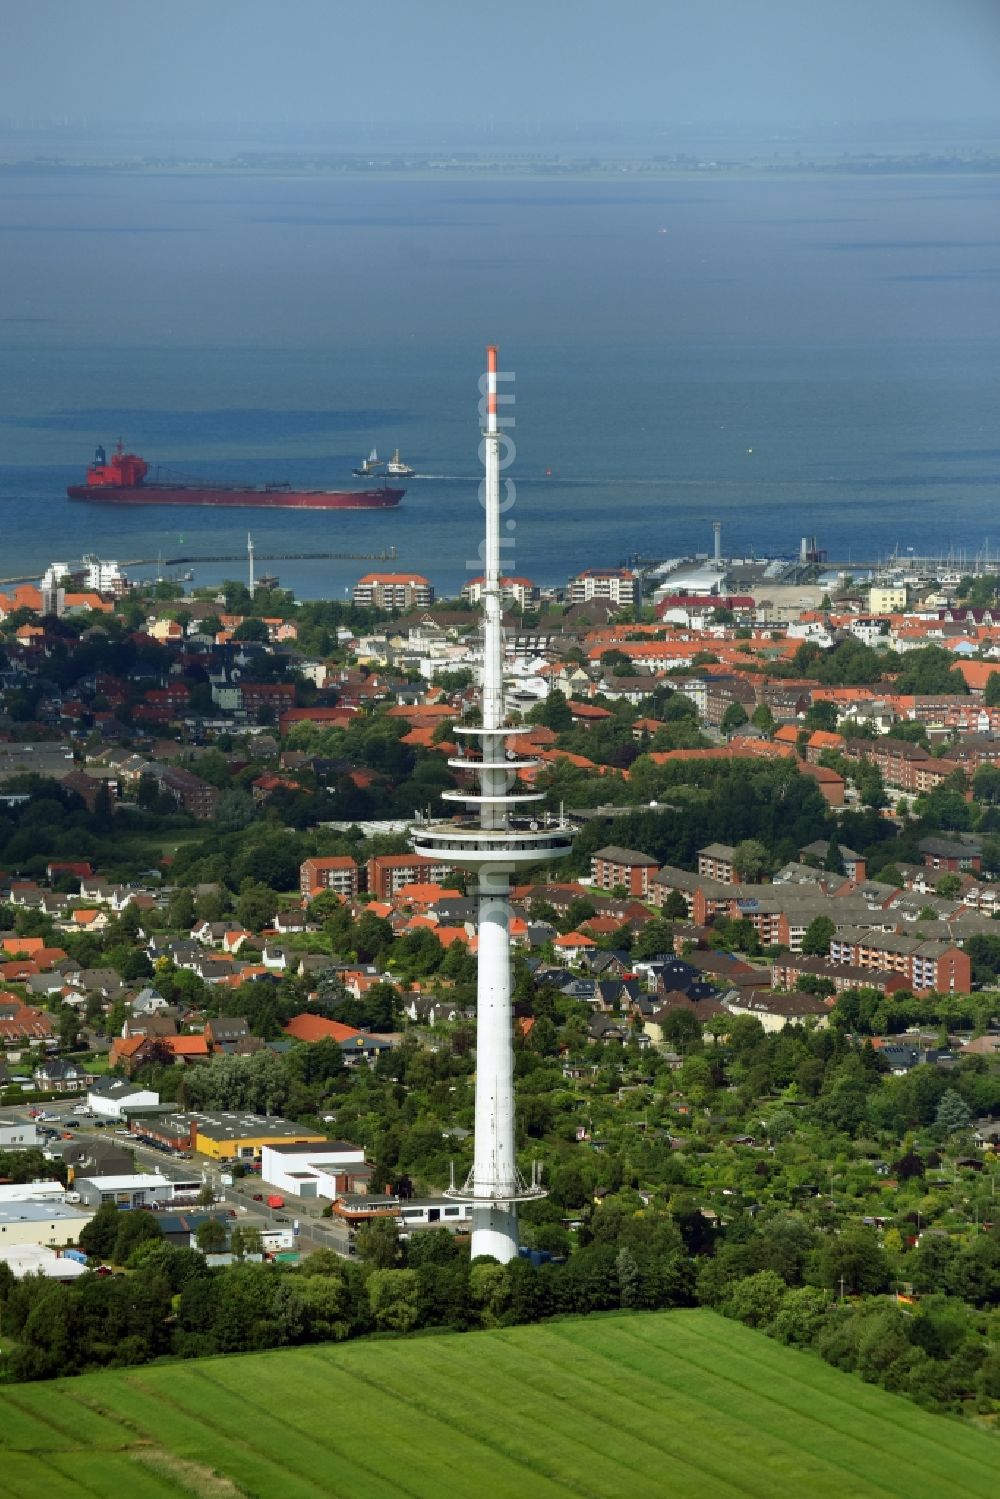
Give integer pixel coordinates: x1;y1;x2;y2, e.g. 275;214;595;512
386;448;415;478
353;448;385;477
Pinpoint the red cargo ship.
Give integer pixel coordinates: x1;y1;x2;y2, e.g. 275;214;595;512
67;443;405;510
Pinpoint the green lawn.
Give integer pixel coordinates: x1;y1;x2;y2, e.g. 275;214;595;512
1;1309;998;1498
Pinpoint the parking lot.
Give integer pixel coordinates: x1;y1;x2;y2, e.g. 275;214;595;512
6;1098;353;1256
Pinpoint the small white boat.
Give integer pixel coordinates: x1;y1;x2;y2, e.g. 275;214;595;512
386;447;415;478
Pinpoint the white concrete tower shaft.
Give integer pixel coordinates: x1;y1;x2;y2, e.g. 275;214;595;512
472;344;519;1260
409;344;573;1262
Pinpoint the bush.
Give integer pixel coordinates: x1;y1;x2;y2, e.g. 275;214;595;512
724;1270;788;1329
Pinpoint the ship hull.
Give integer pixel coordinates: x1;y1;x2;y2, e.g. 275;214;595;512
67;485;405;510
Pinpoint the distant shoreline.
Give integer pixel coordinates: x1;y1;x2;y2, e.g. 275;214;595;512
1;156;998;184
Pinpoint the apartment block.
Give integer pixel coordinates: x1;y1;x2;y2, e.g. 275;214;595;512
591;845;659;897
567;569;636;609
366;853;452;900
352;574;435;610
461;576;539;610
300;857;360;901
828;927;970;993
697;844;737;883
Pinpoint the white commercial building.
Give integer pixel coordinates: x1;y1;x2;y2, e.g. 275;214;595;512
73;1174;173;1209
261;1140;367;1201
398;1199;471;1235
261;1228;296;1252
0;1179;65;1203
88;1081;160;1120
0;1118;40;1150
0;1199;90;1247
654;565;722;598
0;1244;89;1279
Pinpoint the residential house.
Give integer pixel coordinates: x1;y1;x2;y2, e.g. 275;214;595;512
33;1057;97;1093
723;990;831;1031
205;1016;251;1051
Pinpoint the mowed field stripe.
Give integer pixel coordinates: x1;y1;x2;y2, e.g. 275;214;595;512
197;1354;480;1499
44;1451;185;1498
0;1311;997;1499
297;1344;580;1499
345;1327;755;1499
543;1316;902;1499
619;1311;999;1498
671;1308;1000;1474
0;1398;82;1453
0;1385;128;1451
0;1452;109;1499
319;1339;646;1499
62;1374;318;1499
473;1320;842;1499
124;1367;337;1499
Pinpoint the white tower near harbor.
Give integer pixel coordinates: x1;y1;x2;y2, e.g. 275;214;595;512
411;345;574;1262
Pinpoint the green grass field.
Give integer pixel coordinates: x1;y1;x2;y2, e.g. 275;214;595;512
0;1310;997;1498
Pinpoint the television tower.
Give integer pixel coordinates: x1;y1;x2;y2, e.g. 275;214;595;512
412;345;574;1261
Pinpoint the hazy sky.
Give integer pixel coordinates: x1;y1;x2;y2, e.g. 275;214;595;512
3;0;1000;131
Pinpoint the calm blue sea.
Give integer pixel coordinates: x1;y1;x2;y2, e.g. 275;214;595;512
0;168;998;596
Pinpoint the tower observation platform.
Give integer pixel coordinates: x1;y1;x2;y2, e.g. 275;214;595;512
410;347;574;1261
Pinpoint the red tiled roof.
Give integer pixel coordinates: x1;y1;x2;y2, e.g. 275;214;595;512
284;1013;362;1044
956;661;998;692
163;1035;209;1057
434;926;471;948
2;936;44;955
570;702;614;720
394;882;461;905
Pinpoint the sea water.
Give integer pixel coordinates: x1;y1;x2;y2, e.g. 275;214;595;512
0;167;997;596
